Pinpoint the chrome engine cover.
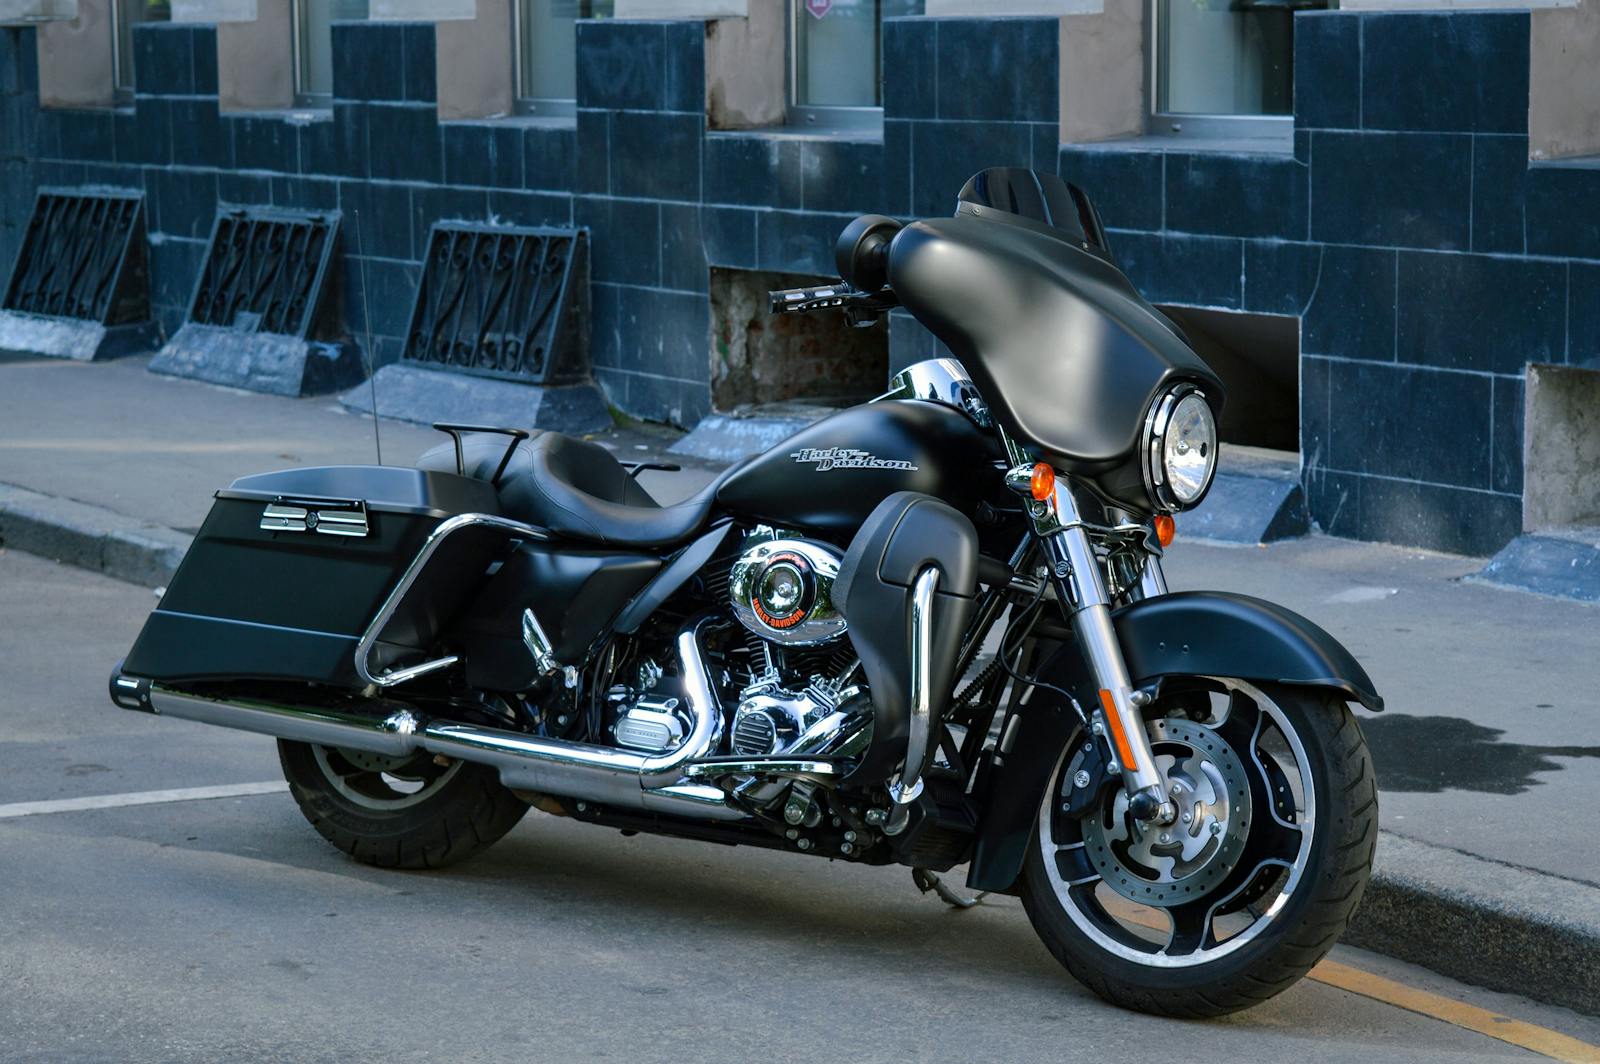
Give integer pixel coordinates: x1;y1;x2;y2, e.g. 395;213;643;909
728;536;847;646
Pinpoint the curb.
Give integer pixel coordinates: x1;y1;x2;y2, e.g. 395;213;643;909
4;482;1598;1017
0;482;192;587
1349;831;1600;1018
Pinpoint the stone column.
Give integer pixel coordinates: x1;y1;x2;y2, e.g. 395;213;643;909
436;0;511;119
37;0;112;108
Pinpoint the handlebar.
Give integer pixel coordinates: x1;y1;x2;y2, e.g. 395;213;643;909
767;283;858;315
767;282;899;326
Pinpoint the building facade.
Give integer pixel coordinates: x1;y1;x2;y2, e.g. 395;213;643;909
2;0;1598;559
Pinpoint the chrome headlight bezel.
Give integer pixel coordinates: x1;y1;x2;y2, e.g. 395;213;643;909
1142;383;1218;513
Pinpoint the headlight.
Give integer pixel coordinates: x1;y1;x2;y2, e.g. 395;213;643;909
1143;385;1218;512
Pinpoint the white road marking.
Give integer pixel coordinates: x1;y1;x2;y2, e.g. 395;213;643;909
1325;585;1400;604
0;781;287;820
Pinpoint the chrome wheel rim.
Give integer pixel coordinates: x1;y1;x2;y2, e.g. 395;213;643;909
1037;678;1316;968
312;744;463;812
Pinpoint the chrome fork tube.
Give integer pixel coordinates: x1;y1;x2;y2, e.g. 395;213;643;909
1138;553;1169;598
1041;482;1169;820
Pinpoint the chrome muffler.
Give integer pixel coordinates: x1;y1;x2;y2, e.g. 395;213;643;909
118;615;748;822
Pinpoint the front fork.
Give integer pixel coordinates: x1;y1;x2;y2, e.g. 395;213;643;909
1021;470;1175;825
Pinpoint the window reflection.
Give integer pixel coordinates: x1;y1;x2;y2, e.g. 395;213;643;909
114;0;171;94
516;0;616;112
792;0;918;111
296;0;370;101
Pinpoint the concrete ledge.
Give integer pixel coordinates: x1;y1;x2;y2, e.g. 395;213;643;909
149;323;365;397
0;482;192;587
339;363;614;435
1349;831;1600;1017
0;311;161;361
1185;448;1309;545
1473;531;1600;603
668;406;833;464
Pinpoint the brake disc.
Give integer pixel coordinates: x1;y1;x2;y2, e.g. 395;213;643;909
1081;718;1254;907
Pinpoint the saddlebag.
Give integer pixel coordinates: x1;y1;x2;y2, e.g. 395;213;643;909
121;466;502;688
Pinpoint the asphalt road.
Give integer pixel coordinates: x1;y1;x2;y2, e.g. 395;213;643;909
4;548;1600;1064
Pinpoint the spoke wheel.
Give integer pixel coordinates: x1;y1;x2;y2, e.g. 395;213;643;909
1019;680;1376;1017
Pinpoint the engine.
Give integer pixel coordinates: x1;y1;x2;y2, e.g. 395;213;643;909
727;533;847;645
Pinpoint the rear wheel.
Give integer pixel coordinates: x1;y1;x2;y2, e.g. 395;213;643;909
278;740;528;869
1018;680;1376;1017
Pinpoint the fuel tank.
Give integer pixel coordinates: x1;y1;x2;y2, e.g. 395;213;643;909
714;400;1001;538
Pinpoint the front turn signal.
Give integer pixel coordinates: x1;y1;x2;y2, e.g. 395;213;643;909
1030;463;1055;501
1154;514;1176;547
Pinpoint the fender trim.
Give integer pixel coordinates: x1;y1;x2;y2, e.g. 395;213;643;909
1113;590;1383;712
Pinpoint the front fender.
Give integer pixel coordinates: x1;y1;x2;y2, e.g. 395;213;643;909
1114;590;1383;712
965;590;1380;893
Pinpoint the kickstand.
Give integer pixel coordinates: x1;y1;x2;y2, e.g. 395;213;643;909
912;868;989;910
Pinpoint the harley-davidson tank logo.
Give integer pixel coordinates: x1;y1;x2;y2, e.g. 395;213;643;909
790;447;919;472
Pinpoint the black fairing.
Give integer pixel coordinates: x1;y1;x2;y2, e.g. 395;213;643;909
888;169;1223;509
835;493;979;783
714;401;1001;537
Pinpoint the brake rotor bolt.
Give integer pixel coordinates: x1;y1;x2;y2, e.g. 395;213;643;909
1170;784;1182;797
1073;770;1091;789
1210;822;1222;836
1159;832;1171;844
1182;812;1192;824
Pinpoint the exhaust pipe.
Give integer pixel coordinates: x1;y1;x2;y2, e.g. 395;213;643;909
116;616;747;822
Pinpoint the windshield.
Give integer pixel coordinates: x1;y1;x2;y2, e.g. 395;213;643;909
956;167;1110;257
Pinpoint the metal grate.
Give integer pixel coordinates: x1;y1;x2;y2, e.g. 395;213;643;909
188;209;339;339
3;188;149;324
403;224;586;385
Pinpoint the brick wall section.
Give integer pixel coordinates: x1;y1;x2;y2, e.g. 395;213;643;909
3;11;1578;556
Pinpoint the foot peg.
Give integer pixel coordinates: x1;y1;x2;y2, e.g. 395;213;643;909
913;868;989;910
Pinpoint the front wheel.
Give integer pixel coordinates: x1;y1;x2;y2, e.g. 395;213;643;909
1019;679;1376;1017
279;740;529;869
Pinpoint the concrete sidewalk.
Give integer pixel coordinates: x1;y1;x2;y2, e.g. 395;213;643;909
3;351;1598;1014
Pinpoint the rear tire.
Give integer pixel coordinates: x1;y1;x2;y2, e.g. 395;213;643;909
279;740;528;870
1018;682;1377;1017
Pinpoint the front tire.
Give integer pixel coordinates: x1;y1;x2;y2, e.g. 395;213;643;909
279;740;529;869
1018;680;1376;1017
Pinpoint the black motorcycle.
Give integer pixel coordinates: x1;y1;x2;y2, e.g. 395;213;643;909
111;168;1380;1017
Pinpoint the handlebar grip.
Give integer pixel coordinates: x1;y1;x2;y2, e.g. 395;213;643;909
768;283;854;314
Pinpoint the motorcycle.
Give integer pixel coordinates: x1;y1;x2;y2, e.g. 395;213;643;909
111;167;1380;1017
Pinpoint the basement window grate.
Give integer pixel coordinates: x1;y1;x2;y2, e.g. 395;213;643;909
3;188;150;325
402;224;587;386
187;209;340;339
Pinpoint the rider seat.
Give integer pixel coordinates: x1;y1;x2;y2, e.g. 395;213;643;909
418;431;722;548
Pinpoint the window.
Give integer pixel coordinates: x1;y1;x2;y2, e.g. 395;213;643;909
788;0;917;129
294;0;370;105
111;0;171;97
1150;0;1329;137
512;0;615;117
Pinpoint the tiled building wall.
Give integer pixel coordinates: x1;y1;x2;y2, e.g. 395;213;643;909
0;11;1581;557
1062;11;1574;558
0;28;39;294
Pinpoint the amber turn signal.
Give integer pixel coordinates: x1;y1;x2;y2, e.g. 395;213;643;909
1154;513;1176;547
1030;463;1055;501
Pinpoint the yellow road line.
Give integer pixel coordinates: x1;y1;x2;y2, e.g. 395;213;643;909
1102;899;1600;1061
1309;959;1600;1064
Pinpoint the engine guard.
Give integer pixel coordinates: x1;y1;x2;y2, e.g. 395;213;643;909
965;589;1382;894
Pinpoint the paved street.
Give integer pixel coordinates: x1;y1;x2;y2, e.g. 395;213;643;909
3;548;1599;1063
